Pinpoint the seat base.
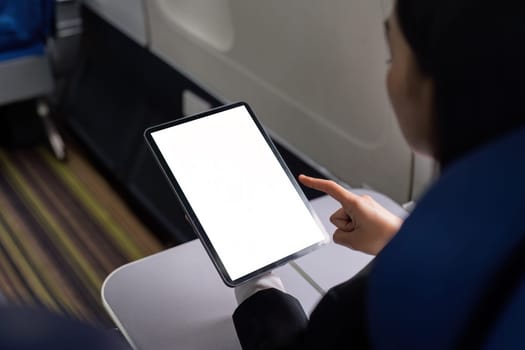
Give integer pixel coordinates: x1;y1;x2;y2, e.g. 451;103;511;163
0;55;53;105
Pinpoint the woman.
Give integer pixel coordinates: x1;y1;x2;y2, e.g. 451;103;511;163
233;0;525;349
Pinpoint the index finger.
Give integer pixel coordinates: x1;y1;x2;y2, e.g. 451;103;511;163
298;175;358;204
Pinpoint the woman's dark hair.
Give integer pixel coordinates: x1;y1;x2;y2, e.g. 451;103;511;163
396;0;525;167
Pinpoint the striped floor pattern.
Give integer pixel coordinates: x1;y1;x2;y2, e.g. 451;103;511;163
0;146;164;327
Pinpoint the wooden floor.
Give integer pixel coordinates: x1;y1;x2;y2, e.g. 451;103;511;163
0;146;164;327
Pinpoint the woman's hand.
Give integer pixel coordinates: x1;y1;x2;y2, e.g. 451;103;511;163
299;175;403;255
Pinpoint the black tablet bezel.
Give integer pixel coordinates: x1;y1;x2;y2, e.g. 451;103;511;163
144;101;328;286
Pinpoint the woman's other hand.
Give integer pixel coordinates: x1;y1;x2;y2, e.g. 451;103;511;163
299;175;403;255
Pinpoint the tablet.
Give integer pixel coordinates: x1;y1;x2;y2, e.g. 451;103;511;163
144;102;328;286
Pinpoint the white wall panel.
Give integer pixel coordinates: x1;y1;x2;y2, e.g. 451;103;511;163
146;0;413;202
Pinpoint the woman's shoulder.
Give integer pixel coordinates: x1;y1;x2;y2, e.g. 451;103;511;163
365;126;525;349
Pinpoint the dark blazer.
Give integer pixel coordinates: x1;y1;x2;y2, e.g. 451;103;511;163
234;264;372;349
233;126;525;350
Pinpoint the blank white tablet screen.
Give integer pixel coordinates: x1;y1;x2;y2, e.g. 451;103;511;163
151;105;326;281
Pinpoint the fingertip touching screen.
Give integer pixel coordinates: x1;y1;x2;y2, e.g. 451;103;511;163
147;103;327;285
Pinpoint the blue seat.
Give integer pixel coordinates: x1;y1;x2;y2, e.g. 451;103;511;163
0;0;65;159
0;0;53;61
368;126;525;349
